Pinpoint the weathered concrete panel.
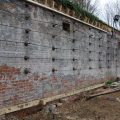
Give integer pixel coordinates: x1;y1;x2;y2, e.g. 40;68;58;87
0;0;119;109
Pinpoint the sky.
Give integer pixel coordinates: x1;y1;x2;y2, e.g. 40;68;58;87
92;0;109;9
92;0;109;5
92;0;120;29
98;0;109;9
99;0;109;5
91;0;110;21
98;0;108;20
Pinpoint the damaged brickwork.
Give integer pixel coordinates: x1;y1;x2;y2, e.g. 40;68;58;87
0;0;120;111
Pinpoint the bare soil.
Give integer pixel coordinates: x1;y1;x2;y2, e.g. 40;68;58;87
6;91;120;120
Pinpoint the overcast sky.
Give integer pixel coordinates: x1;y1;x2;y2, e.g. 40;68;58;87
98;0;109;9
98;0;108;20
91;0;110;21
92;0;109;9
99;0;109;5
92;0;109;5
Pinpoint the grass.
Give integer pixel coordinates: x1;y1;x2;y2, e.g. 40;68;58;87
106;80;114;86
55;0;106;25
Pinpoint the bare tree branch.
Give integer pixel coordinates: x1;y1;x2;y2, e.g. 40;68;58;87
104;0;120;29
72;0;99;14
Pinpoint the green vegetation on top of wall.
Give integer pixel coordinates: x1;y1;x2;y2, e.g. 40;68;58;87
56;0;106;25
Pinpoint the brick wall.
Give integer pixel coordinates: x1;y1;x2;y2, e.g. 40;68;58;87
0;0;119;109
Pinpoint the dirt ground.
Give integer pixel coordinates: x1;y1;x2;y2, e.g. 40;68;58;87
6;91;120;120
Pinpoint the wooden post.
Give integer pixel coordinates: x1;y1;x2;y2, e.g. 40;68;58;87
52;1;55;9
84;17;87;22
66;8;70;15
59;5;62;12
88;18;90;24
72;11;75;17
44;0;48;5
92;21;94;26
